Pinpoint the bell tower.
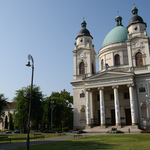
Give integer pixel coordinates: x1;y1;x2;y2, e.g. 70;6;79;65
73;20;96;81
127;6;150;68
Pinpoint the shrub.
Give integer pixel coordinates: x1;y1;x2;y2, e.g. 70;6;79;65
140;130;150;133
63;127;69;132
75;127;80;131
112;127;117;131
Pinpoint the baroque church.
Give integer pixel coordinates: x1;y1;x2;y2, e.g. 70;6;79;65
71;6;150;130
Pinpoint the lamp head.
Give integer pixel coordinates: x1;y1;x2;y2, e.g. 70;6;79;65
26;61;31;67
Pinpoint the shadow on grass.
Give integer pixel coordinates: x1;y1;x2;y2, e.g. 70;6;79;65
0;135;41;144
9;140;115;150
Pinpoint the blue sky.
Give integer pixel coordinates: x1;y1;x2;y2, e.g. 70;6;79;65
0;0;150;101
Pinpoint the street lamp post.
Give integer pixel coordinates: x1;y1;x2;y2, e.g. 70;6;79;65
26;54;34;150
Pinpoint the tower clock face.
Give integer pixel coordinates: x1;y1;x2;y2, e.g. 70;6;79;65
135;42;140;47
80;53;84;58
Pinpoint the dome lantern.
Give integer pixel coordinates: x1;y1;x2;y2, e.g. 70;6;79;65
132;6;138;15
81;20;87;28
115;15;123;26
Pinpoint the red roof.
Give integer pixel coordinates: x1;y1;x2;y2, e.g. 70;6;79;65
6;102;17;109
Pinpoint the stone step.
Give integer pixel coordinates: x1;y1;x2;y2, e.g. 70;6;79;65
84;125;141;133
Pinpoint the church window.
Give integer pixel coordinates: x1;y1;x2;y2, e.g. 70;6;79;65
110;94;114;100
139;87;146;93
101;59;104;70
135;52;143;66
80;93;85;98
79;62;85;74
114;54;120;66
92;63;94;74
124;92;129;99
97;94;100;101
134;26;137;30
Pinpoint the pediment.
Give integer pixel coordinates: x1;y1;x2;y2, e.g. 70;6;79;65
84;70;134;81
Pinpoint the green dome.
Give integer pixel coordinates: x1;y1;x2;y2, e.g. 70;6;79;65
102;26;128;48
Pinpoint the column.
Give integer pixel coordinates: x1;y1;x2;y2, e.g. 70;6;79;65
85;88;91;126
127;84;137;125
112;85;121;126
98;87;105;126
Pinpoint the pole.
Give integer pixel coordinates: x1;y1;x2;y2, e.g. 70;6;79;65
50;99;53;131
26;54;34;150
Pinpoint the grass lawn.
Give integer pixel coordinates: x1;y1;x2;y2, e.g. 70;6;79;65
8;134;150;150
0;133;63;143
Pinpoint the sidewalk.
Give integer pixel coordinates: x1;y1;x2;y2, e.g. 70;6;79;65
0;135;73;150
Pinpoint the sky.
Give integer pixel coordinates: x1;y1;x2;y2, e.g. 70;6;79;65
0;0;150;101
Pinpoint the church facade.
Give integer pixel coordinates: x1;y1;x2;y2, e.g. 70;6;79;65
71;6;150;130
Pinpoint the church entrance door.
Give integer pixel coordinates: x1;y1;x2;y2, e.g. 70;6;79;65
125;108;131;125
111;109;115;125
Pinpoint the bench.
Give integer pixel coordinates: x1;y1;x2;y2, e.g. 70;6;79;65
73;131;82;138
0;136;11;143
33;134;45;139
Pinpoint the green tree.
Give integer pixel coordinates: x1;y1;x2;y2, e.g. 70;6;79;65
13;85;43;133
4;115;8;129
9;113;14;130
42;89;73;131
0;94;7;120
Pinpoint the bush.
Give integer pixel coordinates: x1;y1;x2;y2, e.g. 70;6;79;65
112;127;117;131
106;130;124;134
75;127;80;131
63;127;69;132
140;130;150;133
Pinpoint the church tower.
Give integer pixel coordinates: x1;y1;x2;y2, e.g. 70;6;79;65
127;6;150;68
73;20;96;81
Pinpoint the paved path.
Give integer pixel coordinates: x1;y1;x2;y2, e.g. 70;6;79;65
0;131;140;150
0;135;74;150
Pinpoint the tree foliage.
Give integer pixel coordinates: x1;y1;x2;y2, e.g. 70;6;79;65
0;94;7;119
4;116;8;129
42;89;73;131
9;113;14;130
13;85;43;132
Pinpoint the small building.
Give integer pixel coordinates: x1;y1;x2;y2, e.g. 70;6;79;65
71;6;150;130
0;102;16;130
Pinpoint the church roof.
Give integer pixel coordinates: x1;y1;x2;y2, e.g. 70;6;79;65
76;20;93;39
102;15;128;48
6;102;17;109
128;6;146;27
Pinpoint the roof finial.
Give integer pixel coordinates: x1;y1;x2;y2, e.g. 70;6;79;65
83;17;85;20
117;11;119;16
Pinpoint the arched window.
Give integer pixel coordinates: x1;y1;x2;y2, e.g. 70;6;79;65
79;62;85;74
92;63;94;74
101;59;104;70
135;52;143;66
114;54;120;66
